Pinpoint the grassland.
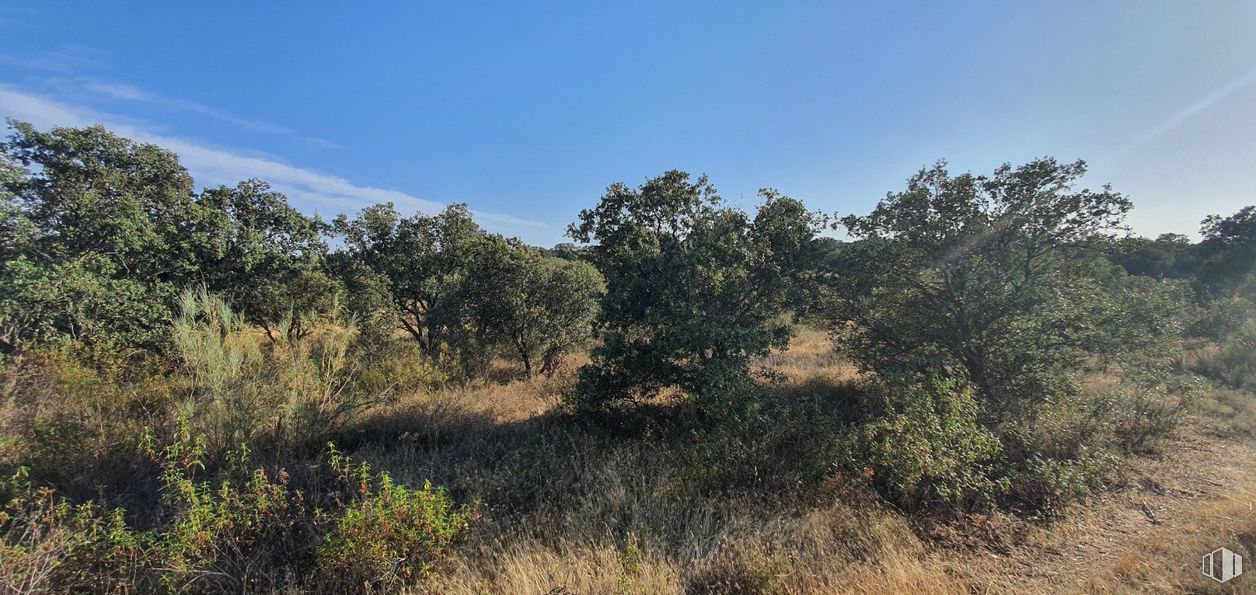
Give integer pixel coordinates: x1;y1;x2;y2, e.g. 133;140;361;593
312;327;1256;594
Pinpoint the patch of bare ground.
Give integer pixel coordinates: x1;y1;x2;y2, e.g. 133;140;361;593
934;421;1256;594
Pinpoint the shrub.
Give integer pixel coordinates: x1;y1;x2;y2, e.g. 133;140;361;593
830;159;1132;416
356;341;447;402
142;426;313;593
1111;372;1197;453
463;238;604;378
567;171;825;412
331;203;489;364
172;288;374;453
0;467;146;593
842;378;1005;512
1196;316;1256;390
0;431;476;593
0;122;207;353
0;346;173;497
1004;454;1112;513
998;390;1120;511
317;448;477;590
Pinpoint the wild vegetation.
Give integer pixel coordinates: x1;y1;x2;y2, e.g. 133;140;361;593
0;121;1253;593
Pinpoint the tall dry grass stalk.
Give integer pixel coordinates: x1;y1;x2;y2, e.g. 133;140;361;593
173;288;363;453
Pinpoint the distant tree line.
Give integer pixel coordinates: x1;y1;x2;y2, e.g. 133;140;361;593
0;121;603;378
1;118;1255;543
2;119;1254;443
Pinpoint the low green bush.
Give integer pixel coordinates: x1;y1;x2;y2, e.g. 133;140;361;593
841;378;1005;512
317;448;477;590
0;428;475;593
141;426;313;592
0;467;146;593
1111;373;1197;453
997;390;1121;512
356;341;447;402
1196;316;1256;390
0;346;175;498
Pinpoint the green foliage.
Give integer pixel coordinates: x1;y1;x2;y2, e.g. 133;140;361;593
1197;315;1256;390
0;121;209;286
843;378;1005;511
1107;234;1199;281
317;448;476;589
0;123;353;354
172;288;368;453
329;255;397;350
0;121;215;351
1078;271;1190;367
0;255;173;350
464;237;605;377
0;433;474;593
568;171;824;410
0;467;147;593
333;203;486;357
831;159;1133;415
997;388;1121;511
198;180;340;341
356;341;448;401
0;345;173;497
142;426;312;592
0;117;1242;588
1199;206;1256;293
1111;372;1198;454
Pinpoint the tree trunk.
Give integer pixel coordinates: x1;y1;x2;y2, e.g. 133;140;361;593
541;348;564;377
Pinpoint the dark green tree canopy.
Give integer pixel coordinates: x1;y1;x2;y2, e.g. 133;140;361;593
831;159;1137;410
1;120;212;286
464;236;604;376
333;203;485;353
1200;205;1256;292
569;170;824;408
1107;235;1200;281
198;180;337;340
0;121;216;349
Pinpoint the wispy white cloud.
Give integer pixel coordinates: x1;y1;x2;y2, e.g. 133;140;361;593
72;76;338;147
0;45;104;74
0;84;546;235
1114;70;1256;159
81;80;148;101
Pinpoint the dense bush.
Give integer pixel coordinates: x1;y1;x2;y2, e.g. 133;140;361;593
841;378;1005;512
317;448;477;590
1110;372;1198;453
0;255;174;351
829;159;1133;415
568;171;825;411
0;345;173;500
464;236;605;377
0;467;146;592
811;159;1233;513
0;433;474;593
1199;206;1256;293
1195;311;1256;390
0;123;216;352
172;289;372;453
332;203;487;357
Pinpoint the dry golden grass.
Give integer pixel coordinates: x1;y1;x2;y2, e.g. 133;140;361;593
5;324;1253;593
329;329;1256;594
759;326;860;387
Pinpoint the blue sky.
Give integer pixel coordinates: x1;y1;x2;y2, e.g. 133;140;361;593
0;2;1254;246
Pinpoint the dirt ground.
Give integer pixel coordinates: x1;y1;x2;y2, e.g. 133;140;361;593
931;423;1256;593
